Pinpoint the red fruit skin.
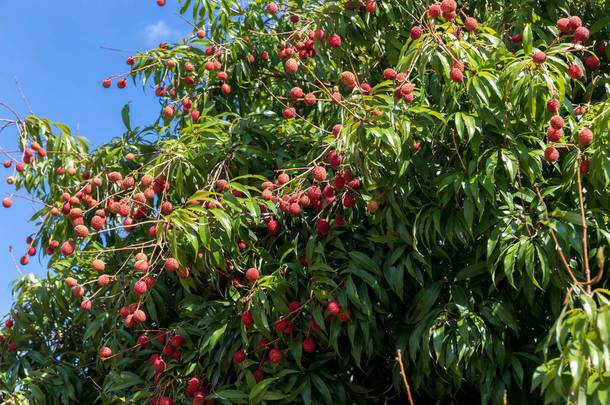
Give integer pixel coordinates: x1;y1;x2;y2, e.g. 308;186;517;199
428;5;441;18
328;301;341;315
302;337;316;353
268;220;281;235
410;26;422;40
449;68;463;82
269;348;282;363
547;127;563;143
464;17;478;31
283;107;297;119
253;369;265;382
568;64;583;79
584;55;600;69
578;128;593;146
233;350;246;363
550;115;564;130
2;198;12;208
99;347;112;358
544;146;559;163
329;34;341;48
242;310;254;327
317;219;330;234
557;18;570;33
546;98;560;114
579;160;590;174
20;256;29;265
102;79;111;88
246;267;259;281
574;27;589;42
335;214;346;227
171;335;184;347
532;51;547;64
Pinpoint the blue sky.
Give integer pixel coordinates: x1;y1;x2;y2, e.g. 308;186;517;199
0;1;189;315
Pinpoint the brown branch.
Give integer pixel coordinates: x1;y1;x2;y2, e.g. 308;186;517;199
395;350;414;405
575;151;591;294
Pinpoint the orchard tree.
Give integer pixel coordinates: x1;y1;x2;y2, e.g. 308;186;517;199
0;0;609;404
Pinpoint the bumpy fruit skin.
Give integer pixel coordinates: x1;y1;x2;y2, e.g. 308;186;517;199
134;281;147;295
329;34;341;48
302;337;316;353
546;127;562;143
242;310;254;327
316;219;330;234
312;165;327;181
92;259;105;272
246;267;259;281
269;348;282;363
449;68;463;82
567;64;583;79
164;258;179;272
171;335;184;347
99;347;112;358
102;79;111;88
253;369;265;382
328;301;341;315
584;55;600;69
441;0;457;12
464;17;478;31
285;58;298;74
532;51;547;64
268;219;281;235
428;4;441;18
579;160;590;174
2;198;12;208
550;115;564;130
61;241;75;256
366;0;377;13
233;350;246;363
340;71;356;86
546;98;560;113
574;106;585;116
266;2;278;14
283;107;297;119
410;26;422;40
574;27;589;42
81;299;92;311
578;128;593;146
557;18;570;33
132;309;146;323
290;86;303;99
544;146;559;163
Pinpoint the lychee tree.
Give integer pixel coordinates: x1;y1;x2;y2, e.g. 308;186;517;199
0;0;609;404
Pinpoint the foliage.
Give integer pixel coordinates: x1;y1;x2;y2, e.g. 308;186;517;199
0;0;609;404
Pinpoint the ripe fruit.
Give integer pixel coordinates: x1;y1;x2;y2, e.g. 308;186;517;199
546;98;560;113
268;220;281;235
290;87;303;99
340;71;356;86
464;17;478;31
449;68;463;82
283;107;297;119
428;4;441;18
302;337;316;353
221;83;231;95
304;93;316;106
242;310;254;327
335;214;346;226
157;0;165;5
102;79;111;88
328;301;340;315
289;202;301;216
332;124;343;137
329;34;341;48
2;198;12;208
579;160;590;174
584;55;600;69
132;309;146;323
532;52;547;64
81;299;92;311
266;2;278;14
574;27;589;42
61;241;75;256
269;348;282;363
316;219;330;234
246;267;259;281
20;256;29;265
171;335;184;347
550;115;564;130
253;369;264;382
73;285;84;297
97;274;110;286
511;34;523;43
440;0;457;12
578;128;593;146
74;225;89;238
92;259;105;272
410;26;423;41
285;58;298;74
557;18;570;33
544;146;559;163
135;259;149;272
343;194;356;208
547;127;562;142
568;64;583;79
99;347;112;358
233;350;246;363
312;166;327;182
366;0;377;12
163;105;175;118
117;79;127;88
574;106;585;116
134;281;147;295
367;200;379;213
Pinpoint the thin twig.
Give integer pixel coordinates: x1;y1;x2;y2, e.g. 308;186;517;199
395;350;414;405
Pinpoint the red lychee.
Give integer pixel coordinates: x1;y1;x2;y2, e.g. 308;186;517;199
578;128;593;146
266;2;278;14
557;18;570;33
544;146;559;163
233;350;246;363
312;166;327;182
99;347;112;358
242;310;254;327
574;27;589;42
316;219;330;234
449;68;463;82
134;281;147;295
283;107;297;119
464;17;478;31
410;26;422;40
329;34;341;48
285;58;298;74
269;348;282;363
246;267;259;281
268;219;281;235
532;51;547;64
546;98;560;113
302;337;316;353
428;4;441;18
550;115;564;129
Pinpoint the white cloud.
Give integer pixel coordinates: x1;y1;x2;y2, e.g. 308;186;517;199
143;20;180;45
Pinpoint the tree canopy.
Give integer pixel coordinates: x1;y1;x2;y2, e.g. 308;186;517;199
0;0;609;404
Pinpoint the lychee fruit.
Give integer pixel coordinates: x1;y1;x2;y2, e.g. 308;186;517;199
268;219;280;235
266;2;278;14
567;64;583;79
557;18;570;33
99;347;112;358
312;166;327;182
246;267;259;281
233;350;246;363
544;146;559;163
134;281;147;295
283;107;297;119
61;241;75;256
578;128;593;146
269;348;282;363
242;310;254;327
464;17;478;31
546;98;560;113
285;58;298;74
532;51;547;64
329;34;341;48
547;127;563;142
574;27;589;42
367;200;379;213
302;337;316;353
450;68;463;82
579;160;590;174
428;4;441;18
316;219;330;234
410;26;422;40
2;198;12;208
550;115;564;129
